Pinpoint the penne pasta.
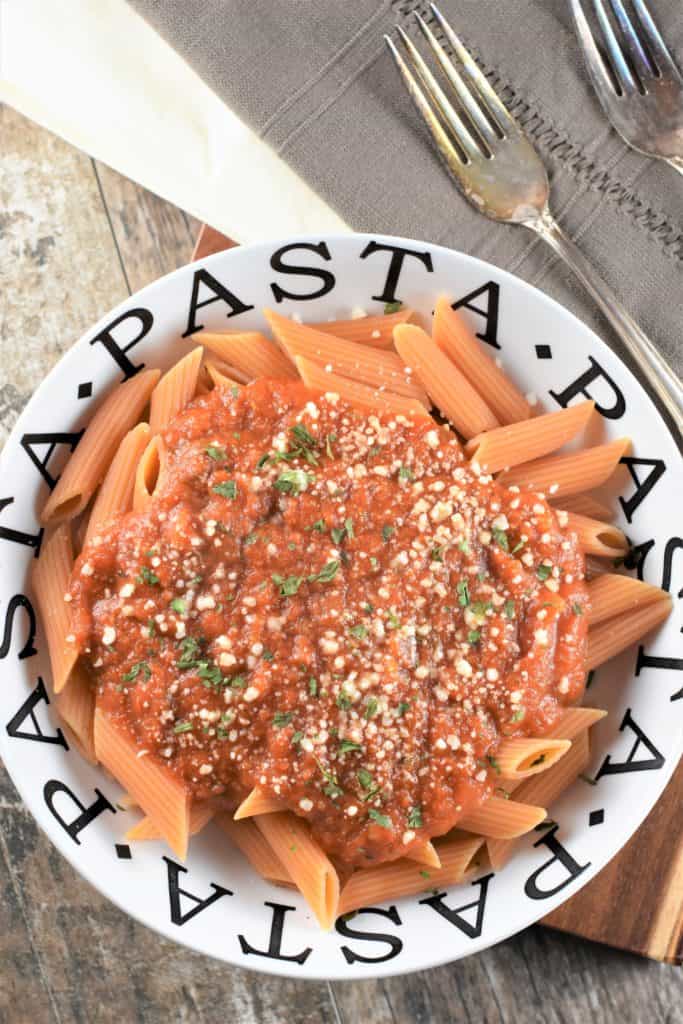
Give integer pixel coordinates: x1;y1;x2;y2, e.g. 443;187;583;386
204;362;243;391
587;595;672;670
497;438;631;497
265;308;428;401
338;834;485;915
393;323;499;439
487;731;591;870
194;331;299;381
547;706;607;741
309;309;414;348
458;795;546;838
215;814;293;886
255;812;340;930
94;706;191;860
149;347;203;436
133;435;167;513
562;512;629;558
32;523;79;693
83;422;150;546
294;355;431;419
433;297;532;424
55;661;96;763
466;402;595;474
552;494;612;520
233;787;283;820
494;737;571;780
588;573;670;627
41;368;160;524
405;841;442;869
586;555;612;579
126;801;215;842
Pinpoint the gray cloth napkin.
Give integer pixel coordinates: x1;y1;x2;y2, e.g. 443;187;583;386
128;0;683;377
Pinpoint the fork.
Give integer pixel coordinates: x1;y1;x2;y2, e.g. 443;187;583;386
385;3;683;433
570;0;683;174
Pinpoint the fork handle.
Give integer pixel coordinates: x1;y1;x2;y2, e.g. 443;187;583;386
529;211;683;433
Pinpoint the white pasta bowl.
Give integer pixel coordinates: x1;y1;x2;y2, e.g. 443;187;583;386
0;234;680;980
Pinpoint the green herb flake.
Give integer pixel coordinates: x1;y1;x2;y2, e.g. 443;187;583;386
430;545;445;563
511;707;526;723
467;629;481;645
369;556;379;569
384;301;403;315
308;560;340;584
291;730;304;747
458;539;470;554
310;519;327;533
492;526;509;551
173;721;193;734
387;612;401;630
170;598;186;615
368;808;392;829
572;602;584;615
290;423;317;449
364;697;378;720
205;445;227;461
487;755;501;775
336;691;352;711
408;806;423;829
121;661;151;683
419;870;430;879
213;480;237;499
382;524;395;542
504;599;516;619
137;565;160;586
398;465;414;481
350;624;368;640
308;677;318;697
274;468;313;495
344;517;354;539
273;711;293;729
397;701;410;717
456;580;470;607
471;600;493;616
357;768;375;791
262;649;275;662
339;739;362;754
244;532;258;547
537;563;553;582
511;539;526;555
272;573;304;597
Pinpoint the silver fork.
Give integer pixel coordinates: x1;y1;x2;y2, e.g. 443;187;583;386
570;0;683;174
385;4;682;432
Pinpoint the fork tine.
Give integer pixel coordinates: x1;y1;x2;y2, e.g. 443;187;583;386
570;0;621;97
429;3;517;136
413;12;499;148
631;0;683;78
592;0;638;93
608;0;655;83
384;35;471;171
394;26;482;159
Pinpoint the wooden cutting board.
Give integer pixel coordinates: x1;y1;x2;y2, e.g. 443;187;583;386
192;222;683;965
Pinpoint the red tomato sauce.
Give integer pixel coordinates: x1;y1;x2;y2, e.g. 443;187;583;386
69;379;589;869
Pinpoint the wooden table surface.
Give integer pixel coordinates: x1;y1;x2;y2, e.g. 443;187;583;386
1;103;681;1024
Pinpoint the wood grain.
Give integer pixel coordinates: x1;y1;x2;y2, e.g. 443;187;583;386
1;105;681;1024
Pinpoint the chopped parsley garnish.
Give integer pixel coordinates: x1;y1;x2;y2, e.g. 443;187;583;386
398;465;414;481
256;453;270;470
291;730;303;747
229;675;247;690
537;563;553;581
369;556;379;569
397;701;410;716
177;636;201;668
308;677;318;697
290;423;317;449
121;661;151;683
420;870;430;879
262;649;275;661
350;624;368;640
387;612;401;630
205;445;227;461
362;601;374;613
572;602;584;615
339;739;362;754
467;629;481;645
458;539;470;554
310;519;327;533
382;524;395;542
332;519;355;544
274;468;313;495
430;545;445;563
272;573;304;597
308;560;340;584
315;758;343;799
456;580;470;607
146;618;156;637
273;711;293;728
511;707;526;723
364;697;378;719
357;768;375;791
336;691;352;711
326;432;337;459
492;526;509;551
511;539;526;555
198;663;223;688
504;599;516;619
137;565;160;586
384;301;403;314
173;721;193;734
487;755;501;774
213;480;237;499
170;598;186;615
408;806;423;829
244;532;258;546
471;600;493;616
368;808;392;829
